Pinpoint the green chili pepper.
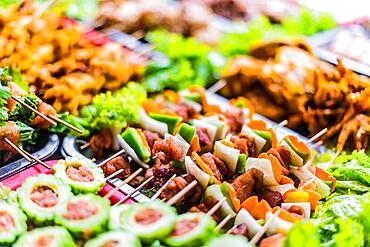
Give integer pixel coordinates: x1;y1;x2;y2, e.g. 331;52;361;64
121;127;151;163
150;113;181;134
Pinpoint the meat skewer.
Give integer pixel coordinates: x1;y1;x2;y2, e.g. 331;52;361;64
114;176;155;206
97;149;126;168
166;180;199;206
10;97;57;127
103;168;144;199
151;174;177;200
206;198;226;216
104;169;124;181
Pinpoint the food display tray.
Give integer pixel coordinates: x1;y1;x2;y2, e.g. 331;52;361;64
0;133;59;181
308;26;370;77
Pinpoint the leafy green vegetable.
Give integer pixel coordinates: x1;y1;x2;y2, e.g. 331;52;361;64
16;122;36;146
321;219;364;247
49;112;90;137
79;82;146;132
9;93;39;125
283;221;321;247
143;30;215;92
217;8;335;57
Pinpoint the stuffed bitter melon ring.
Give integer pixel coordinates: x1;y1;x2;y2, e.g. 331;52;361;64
53;156;105;194
85;231;142;247
120;200;177;243
13;226;76;247
0;202;27;244
165;212;217;247
55;194;110;239
17;174;72;224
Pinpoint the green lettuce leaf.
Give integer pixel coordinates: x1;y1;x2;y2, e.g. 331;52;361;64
283;221;321;247
143;30;214;92
79;82;146;132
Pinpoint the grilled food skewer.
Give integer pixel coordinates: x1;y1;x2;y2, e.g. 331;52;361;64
11;96;56;126
151;174;177;200
166;180;198;206
104;169;124;181
97;149;126;168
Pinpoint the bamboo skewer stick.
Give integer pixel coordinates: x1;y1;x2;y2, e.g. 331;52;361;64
104;168;143;199
12;96;84;134
48;115;84;134
151;174;176;200
4;137;32;162
97;149;126;168
307;128;328;143
250;209;281;245
11;96;57;126
105;169;124;181
22;149;51;169
167;180;198;206
278;119;288;127
207;80;227;94
4;137;51;169
216;214;232;231
115;176;154;206
310;140;324;149
80;142;90;150
207;198;226;216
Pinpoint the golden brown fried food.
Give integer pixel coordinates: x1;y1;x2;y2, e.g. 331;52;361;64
0;2;142;115
221;40;370;151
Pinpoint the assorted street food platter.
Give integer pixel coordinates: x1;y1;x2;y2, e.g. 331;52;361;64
0;1;369;246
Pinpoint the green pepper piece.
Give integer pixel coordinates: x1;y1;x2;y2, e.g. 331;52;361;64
55;194;110;240
165;213;217;247
283;136;310;164
17;174;72;224
177;123;196;144
53;156;105;194
236;153;247;174
85;231;141;247
13;226;76;247
253;130;272;152
0;202;27;244
203;235;254;247
120;200;177;243
121;127;151;163
150;113;181;134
